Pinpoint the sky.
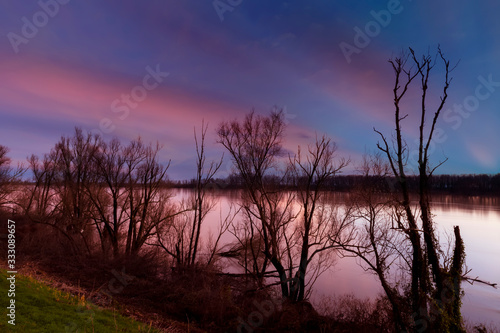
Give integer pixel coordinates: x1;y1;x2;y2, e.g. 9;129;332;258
1;0;499;180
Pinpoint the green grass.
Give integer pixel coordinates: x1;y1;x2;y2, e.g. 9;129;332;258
0;269;160;333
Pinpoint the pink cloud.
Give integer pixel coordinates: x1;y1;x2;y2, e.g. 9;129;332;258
0;56;249;139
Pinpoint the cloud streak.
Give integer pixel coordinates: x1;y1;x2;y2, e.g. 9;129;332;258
1;1;499;178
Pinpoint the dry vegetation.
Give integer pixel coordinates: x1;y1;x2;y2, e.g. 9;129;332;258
1;47;498;332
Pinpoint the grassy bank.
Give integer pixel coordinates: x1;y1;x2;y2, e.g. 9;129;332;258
0;269;159;332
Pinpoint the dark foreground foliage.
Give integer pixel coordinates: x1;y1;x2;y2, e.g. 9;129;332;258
0;209;394;332
1;210;498;332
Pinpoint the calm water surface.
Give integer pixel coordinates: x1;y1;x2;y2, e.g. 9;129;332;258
173;189;500;327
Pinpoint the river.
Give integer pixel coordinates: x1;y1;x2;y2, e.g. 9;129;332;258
172;189;500;328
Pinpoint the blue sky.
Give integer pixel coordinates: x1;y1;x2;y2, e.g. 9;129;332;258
1;0;499;179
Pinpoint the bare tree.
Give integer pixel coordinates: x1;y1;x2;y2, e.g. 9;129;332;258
0;145;25;210
123;138;146;256
21;128;100;255
340;154;410;331
374;47;466;332
217;110;298;295
204;205;236;267
88;137;130;257
21;129;175;258
56;129;101;240
155;121;228;268
187;120;223;266
155;204;189;267
24;153;58;222
23;152;87;254
224;200;279;287
288;135;353;302
218;111;353;302
125;140;172;256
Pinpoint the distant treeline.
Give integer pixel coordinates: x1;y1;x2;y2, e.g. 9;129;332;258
173;173;500;195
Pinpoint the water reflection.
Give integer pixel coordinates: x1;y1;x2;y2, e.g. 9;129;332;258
172;189;500;327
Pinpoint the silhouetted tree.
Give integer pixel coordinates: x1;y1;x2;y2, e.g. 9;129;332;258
188;120;224;266
88;137;130;257
0;145;24;209
218;111;354;302
217;110;296;294
340;154;410;331
22;129;100;255
375;47;465;332
289;135;353;301
125;140;172;256
155;121;229;268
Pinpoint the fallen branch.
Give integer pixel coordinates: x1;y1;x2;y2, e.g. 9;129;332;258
463;276;497;289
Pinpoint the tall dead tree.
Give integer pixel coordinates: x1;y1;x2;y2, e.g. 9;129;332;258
187;120;223;266
374;47;465;332
155;121;227;268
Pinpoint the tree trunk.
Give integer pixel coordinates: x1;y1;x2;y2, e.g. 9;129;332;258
449;226;465;333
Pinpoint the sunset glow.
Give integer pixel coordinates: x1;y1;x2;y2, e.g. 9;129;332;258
1;1;499;178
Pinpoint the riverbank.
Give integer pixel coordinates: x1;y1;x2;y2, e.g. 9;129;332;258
0;266;168;332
